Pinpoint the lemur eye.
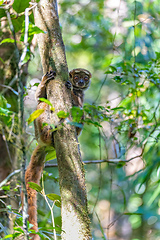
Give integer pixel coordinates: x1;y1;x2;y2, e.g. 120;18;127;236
74;76;79;80
84;76;89;81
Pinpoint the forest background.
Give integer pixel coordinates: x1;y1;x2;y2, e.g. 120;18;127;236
0;0;160;239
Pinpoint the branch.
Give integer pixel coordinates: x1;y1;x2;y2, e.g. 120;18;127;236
18;3;37;68
44;158;126;168
0;169;21;189
0;83;18;95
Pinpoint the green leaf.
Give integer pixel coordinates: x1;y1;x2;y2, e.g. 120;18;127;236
27;109;44;125
13;227;24;233
114;75;122;83
105;65;117;74
155;52;160;59
6;205;11;210
20;23;44;43
42;122;49;128
0;107;13;116
39;98;53;107
33;83;39;87
28;182;42;193
111;107;124;111
71;106;83;122
116;161;126;168
46;193;61;202
37;210;45;217
0;57;5;64
55;201;61;208
2;185;10;191
45;149;57;161
0;8;6;18
0;107;14;127
0;107;10;115
28;25;44;35
57;110;69;118
4;234;14;239
12;0;30;13
12;15;25;32
0;38;15;45
84;118;102;127
147;183;160;206
0;95;7;108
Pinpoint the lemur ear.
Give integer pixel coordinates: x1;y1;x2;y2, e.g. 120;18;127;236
69;72;72;78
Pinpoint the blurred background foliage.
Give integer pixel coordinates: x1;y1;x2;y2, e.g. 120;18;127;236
0;0;160;239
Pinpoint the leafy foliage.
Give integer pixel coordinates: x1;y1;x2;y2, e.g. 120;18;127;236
27;109;44;124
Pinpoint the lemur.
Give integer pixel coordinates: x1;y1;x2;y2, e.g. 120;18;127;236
25;69;91;239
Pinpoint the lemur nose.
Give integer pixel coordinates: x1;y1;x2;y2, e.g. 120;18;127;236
78;79;84;86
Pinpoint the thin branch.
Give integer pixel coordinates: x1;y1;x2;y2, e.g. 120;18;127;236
0;169;21;189
107;166;113;238
41;174;57;240
1;75;18;95
92;75;108;104
92;128;102;215
107;213;124;230
0;83;18;95
44;158;126;168
18;3;37;69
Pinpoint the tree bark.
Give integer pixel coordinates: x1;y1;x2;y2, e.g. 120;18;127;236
32;0;91;239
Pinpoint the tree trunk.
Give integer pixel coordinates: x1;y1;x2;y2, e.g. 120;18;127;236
32;0;91;239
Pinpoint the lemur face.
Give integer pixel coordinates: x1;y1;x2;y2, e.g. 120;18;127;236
69;68;91;89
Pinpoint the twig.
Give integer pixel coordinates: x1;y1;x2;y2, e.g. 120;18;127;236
18;3;37;69
0;169;21;189
92;128;102;215
1;75;18;94
107;213;123;229
0;83;18;95
44;158;127;168
41;174;57;240
93;75;108;104
44;153;144;168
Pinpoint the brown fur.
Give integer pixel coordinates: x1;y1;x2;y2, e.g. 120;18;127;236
25;146;46;239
